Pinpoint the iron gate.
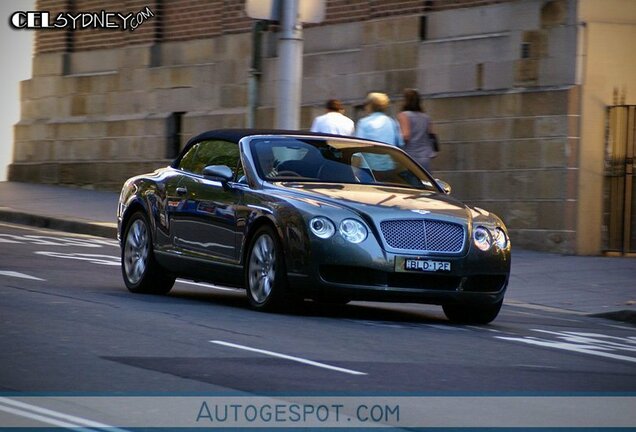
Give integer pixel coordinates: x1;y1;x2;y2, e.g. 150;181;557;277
604;105;636;254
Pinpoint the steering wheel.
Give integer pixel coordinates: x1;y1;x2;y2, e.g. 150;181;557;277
275;170;301;177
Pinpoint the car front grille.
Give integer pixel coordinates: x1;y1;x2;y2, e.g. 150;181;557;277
379;219;465;253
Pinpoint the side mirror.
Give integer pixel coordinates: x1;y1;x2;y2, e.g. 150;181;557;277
435;178;452;195
202;165;233;183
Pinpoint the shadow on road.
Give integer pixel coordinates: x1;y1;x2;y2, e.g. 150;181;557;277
118;284;452;325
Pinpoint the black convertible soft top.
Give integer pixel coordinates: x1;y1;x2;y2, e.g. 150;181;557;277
184;128;353;147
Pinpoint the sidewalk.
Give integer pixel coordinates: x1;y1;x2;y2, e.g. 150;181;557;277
1;181;635;323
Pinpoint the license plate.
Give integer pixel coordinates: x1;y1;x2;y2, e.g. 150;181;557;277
404;259;450;272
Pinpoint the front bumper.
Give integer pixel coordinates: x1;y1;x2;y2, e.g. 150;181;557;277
287;235;511;305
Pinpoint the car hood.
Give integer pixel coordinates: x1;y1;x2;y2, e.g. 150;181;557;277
271;182;473;222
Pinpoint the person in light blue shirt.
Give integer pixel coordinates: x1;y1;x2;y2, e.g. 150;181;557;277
355;92;404;171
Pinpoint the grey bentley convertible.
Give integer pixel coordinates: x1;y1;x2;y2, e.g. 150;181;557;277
117;129;511;323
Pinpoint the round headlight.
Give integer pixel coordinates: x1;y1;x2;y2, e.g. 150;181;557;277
309;217;335;239
494;227;508;249
339;219;367;244
473;226;492;251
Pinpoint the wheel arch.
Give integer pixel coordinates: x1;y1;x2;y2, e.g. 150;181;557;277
120;199;151;242
241;207;311;276
241;216;282;266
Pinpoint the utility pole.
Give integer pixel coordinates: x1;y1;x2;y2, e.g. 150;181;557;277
246;21;267;128
245;0;324;130
276;0;303;130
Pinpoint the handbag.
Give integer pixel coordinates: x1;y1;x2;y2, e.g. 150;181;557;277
429;132;439;152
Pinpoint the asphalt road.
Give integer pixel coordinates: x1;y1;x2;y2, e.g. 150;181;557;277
1;221;635;395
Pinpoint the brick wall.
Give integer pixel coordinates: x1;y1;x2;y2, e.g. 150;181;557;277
35;0;71;53
35;0;510;53
160;0;222;41
72;0;126;51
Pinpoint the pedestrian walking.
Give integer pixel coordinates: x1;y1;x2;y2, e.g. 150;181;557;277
397;88;436;172
310;99;355;136
354;92;404;175
355;92;404;147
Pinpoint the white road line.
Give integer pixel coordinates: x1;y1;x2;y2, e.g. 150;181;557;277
602;323;636;331
0;270;45;281
176;279;240;292
210;340;367;376
0;397;126;431
34;251;120;266
496;330;636;364
466;325;502;333
505;300;586;316
425;324;468;331
497;336;636;363
0;404;84;429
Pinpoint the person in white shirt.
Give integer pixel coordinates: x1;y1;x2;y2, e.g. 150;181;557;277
310;99;355;136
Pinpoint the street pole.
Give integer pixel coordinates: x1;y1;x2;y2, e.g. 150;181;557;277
276;0;303;130
247;21;266;128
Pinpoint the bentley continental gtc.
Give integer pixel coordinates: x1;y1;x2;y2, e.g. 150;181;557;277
117;129;511;323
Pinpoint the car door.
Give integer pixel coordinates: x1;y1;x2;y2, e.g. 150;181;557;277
169;140;243;263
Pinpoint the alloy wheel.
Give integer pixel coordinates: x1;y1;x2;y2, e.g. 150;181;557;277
124;218;149;284
248;233;277;304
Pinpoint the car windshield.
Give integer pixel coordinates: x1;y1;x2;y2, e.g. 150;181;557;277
250;137;438;191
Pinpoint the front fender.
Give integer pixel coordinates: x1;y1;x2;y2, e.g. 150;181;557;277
240;202;311;275
118;180;160;245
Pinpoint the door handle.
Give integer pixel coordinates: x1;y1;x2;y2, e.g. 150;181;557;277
176;187;187;196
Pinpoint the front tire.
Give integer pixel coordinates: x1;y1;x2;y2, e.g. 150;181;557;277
122;211;175;294
443;300;503;324
245;225;290;311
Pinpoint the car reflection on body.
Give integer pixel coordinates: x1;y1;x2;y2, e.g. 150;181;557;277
117;129;511;324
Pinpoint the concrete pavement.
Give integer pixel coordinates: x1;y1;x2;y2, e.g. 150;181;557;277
1;181;634;323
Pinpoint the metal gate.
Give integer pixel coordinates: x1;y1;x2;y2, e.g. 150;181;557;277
604;105;636;255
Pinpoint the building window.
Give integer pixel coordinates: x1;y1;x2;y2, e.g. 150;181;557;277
166;112;185;159
521;42;532;59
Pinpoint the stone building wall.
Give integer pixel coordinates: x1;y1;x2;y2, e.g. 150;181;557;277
11;0;589;252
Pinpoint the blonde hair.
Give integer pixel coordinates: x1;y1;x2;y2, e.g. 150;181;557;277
365;92;390;112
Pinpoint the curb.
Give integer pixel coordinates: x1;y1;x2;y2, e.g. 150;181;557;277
0;208;117;239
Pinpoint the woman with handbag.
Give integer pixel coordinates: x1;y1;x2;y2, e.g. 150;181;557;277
397;88;437;172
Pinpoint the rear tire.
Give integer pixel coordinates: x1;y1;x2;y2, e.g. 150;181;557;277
443;300;502;324
121;211;175;294
245;225;291;311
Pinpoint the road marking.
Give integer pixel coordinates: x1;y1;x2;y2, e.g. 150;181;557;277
496;329;636;364
0;397;126;431
0;232;117;248
514;364;561;369
0;271;45;281
34;251;120;266
505;299;586;316
210;340;367;376
602;323;636;331
176;279;240;292
426;324;468;331
466;325;502;333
